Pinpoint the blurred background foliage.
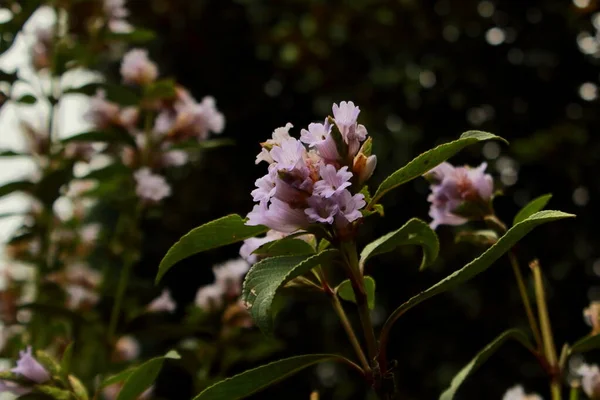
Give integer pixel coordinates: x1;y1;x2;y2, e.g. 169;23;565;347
5;0;600;399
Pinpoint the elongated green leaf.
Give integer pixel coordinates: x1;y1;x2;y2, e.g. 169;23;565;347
380;210;574;346
193;354;354;400
369;131;507;207
570;334;600;354
144;79;176;101
253;238;315;257
65;83;139;106
16;94;37;104
61;130;136;147
336;276;376;309
243;250;338;334
101;368;135;389
360;218;439;271
513;194;552;226
112;351;180;400
440;329;534;400
60;342;74;377
0;150;28;157
0;180;35;199
156;215;268;283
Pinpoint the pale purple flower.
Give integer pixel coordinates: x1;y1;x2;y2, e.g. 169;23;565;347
502;385;542;400
134;168;171;202
0;380;30;396
65;262;102;287
118;106;139;130
577;363;600;399
161;150;188;167
256;123;294;164
246;199;309;233
270;138;306;171
104;0;129;20
239;230;288;264
154;110;174;135
251;167;278;202
213;259;250;298
146;289;176;313
198;96;225;135
425;162;494;229
120;49;158;85
80;224;101;244
305;196;339;224
85;90;120;129
314;165;353;198
195;283;223;311
334;190;365;225
11;347;50;383
300;121;340;161
332;101;360;131
161;95;225;141
65;285;99;310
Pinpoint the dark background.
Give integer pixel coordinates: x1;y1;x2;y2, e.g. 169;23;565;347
126;0;599;398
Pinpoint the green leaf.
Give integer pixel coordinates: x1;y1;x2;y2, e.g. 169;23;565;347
439;329;534;400
144;79;176;101
68;375;88;400
336;276;376;309
156;215;268;283
60;342;74;377
369;131;507;207
380;210;574;345
16;94;37;104
61;130;136;147
110;351;180;400
570;334;600;354
360;218;439;271
106;29;156;43
0;149;29;157
455;229;498;247
193;354;354;400
101;368;135;389
0;180;35;199
253;238;315;257
513;194;553;226
35;386;71;400
242;250;338;334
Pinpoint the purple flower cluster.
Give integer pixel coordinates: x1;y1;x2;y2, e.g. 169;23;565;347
246;102;375;234
424;162;494;229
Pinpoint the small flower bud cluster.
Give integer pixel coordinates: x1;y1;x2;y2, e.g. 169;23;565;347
195;259;250;317
85;49;225;204
424;162;494;229
146;289;176;313
47;263;102;311
246;101;375;236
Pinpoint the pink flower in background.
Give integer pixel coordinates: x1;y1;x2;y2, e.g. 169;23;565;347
239;230;288;264
85;90;121;129
134;168;171;202
195;283;223;312
146;289;176;313
213;259;250;299
424;162;494;229
502;385;542;400
31;26;53;70
161;150;188;167
114;336;140;362
120;49;158;86
577;363;600;399
11;347;50;383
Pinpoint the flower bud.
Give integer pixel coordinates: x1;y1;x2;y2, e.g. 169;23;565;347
120;49;158;86
353;153;377;186
584;302;600;335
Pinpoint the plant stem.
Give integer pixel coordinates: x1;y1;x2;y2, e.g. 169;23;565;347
107;252;135;341
341;241;378;365
330;289;370;372
530;259;561;400
568;385;579;400
508;251;543;350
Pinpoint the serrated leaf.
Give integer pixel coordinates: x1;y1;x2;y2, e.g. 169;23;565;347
242;250;338;334
569;333;600;354
61;130;136;147
513;194;552;226
336;276;376;309
193;354;352;400
439;329;534;400
156;215;268;283
16;94;37;104
380;211;574;347
360;218;439;271
369;131;507;207
0;180;35;199
107;351;179;400
252;238;315;257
